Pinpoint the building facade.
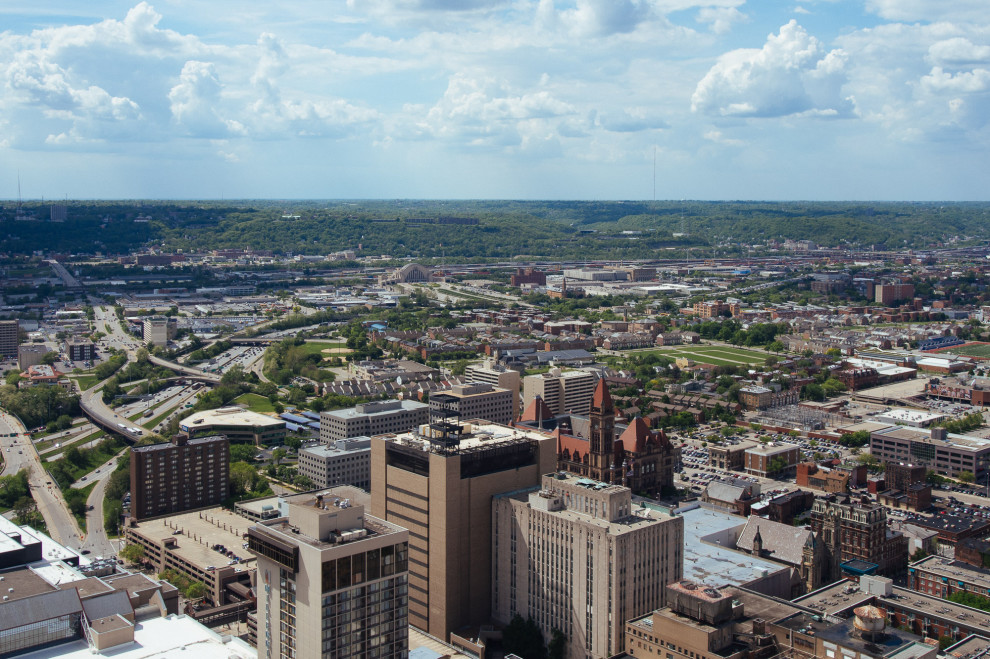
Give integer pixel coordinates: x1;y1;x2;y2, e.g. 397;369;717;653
555;380;680;496
129;434;229;520
744;443;800;478
248;490;410;659
464;361;521;418
180;407;286;446
370;421;556;642
429;382;514;426
298;437;372;490
870;426;990;480
522;368;597;417
492;473;683;659
0;319;19;359
66;338;97;362
320;400;429;443
810;495;908;579
142;317;176;346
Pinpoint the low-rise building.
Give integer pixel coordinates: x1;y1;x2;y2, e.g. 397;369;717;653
124;506;256;607
744;443;800;478
908;555;990;599
870;426;990;480
17;344;49;369
708;441;755;471
180;407;286;445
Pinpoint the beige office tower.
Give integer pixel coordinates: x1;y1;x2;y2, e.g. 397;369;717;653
522;368;596;417
370;421;557;642
464;360;521;418
248;489;410;659
492;473;684;659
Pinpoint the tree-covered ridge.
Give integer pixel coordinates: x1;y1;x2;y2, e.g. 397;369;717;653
2;200;988;257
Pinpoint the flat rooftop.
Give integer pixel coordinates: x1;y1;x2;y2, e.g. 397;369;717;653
875;426;990;451
384;421;548;453
18;614;257;658
679;506;787;588
130;507;256;573
911;555;990;589
323;399;427;420
181;407;284;429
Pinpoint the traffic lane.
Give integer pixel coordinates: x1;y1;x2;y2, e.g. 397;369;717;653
1;409;84;547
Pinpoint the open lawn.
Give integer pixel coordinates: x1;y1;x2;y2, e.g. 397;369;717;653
630;345;769;366
40;428;105;457
71;375;100;391
233;392;276;414
295;341;347;358
940;343;990;359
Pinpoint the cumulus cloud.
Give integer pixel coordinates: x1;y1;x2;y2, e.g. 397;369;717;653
927;38;990;68
402;74;574;149
691;20;852;118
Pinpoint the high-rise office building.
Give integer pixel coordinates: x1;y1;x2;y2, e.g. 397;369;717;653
492;472;684;659
464;360;521;418
370;421;556;641
129;434;229;520
248;489;410;659
0;319;19;360
522;368;597;417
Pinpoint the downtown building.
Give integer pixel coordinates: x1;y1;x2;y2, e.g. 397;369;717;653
370;420;556;642
129;434;229;521
320;399;429;443
248;489;409;658
522;367;597;417
0;319;19;360
429;382;514;426
492;472;683;659
463;360;522;418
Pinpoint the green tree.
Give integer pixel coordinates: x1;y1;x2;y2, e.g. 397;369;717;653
230;444;258;463
120;543;146;564
185;581;207;601
959;470;975;484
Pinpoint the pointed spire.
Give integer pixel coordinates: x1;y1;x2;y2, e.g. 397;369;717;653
592;377;613;414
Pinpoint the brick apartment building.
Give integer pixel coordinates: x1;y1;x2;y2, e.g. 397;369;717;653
129;434;229;520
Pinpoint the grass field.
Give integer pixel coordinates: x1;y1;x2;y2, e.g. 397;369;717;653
39;428;105;456
939;343;990;359
71;375;100;391
630;345;769;366
233;393;276;414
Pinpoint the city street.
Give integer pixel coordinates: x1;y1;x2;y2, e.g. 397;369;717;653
0;409;84;548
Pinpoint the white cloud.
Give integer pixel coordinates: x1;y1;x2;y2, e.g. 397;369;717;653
691;20;852;118
927;38;990;68
864;0;990;23
696;6;747;35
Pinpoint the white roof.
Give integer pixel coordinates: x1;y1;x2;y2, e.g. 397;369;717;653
20;614;256;658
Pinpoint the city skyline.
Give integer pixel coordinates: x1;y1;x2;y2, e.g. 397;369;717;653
1;1;988;200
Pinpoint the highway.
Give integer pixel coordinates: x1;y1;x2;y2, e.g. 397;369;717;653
0;409;84;548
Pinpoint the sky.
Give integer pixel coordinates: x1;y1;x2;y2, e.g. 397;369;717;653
1;0;989;201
